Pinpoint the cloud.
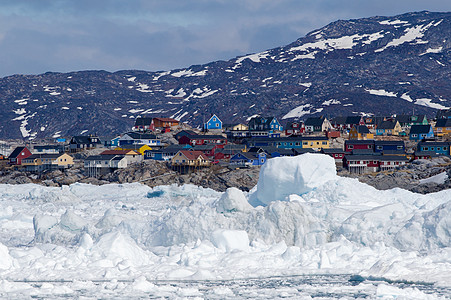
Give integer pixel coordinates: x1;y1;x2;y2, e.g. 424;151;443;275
0;0;449;77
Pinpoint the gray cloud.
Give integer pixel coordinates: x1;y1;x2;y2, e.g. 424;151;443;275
0;0;449;77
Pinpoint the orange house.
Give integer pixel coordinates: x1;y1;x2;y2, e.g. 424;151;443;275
153;117;180;129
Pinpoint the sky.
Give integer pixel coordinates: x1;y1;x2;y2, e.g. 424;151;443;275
0;0;449;77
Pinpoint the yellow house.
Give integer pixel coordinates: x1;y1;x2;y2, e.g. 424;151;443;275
115;144;152;155
434;119;451;137
22;153;74;171
171;150;210;167
301;137;330;150
349;125;374;140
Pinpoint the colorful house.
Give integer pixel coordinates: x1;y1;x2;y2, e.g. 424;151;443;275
69;136;102;152
119;132;161;147
171;150;210;167
22;153;74;172
417;141;451;156
374;140;405;154
409;125;434;141
178;134;227;146
304;117;332;132
349;125;373;140
376;120;402;136
285;121;305;136
115;144;152;155
152;117;180;130
144;145;192;161
395;115;428;129
248;117;283;132
229;152;268;166
133;116;154;132
8;147;33;165
434;118;451;137
204;114;222;130
321;148;351;163
344;140;374;152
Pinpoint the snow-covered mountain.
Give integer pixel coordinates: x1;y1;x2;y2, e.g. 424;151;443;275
0;11;450;139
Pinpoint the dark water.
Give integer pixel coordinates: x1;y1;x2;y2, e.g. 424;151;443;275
10;274;451;299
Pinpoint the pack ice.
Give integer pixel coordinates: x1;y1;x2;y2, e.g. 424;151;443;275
0;153;450;297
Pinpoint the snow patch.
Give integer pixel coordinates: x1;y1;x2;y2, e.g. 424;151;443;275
366;89;397;97
283;104;312;119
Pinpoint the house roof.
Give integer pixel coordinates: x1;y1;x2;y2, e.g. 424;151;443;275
374;140;405;146
85;155;118;161
9;147;29;158
330;116;348;125
153;117;179;123
436;109;451;119
345;116;362;125
304;117;325;127
178;150;209;160
353;125;370;133
418;141;451;147
379;155;409;162
185;134;226;140
193;145;217;151
435;118;451;127
175;130;197;137
71;136;101;144
248;116;276;126
26;153;66;160
124;132;158;139
100;150;138;155
346;139;375;145
396;115;426;124
134;117;153;127
377;121;397;130
409;125;432;134
34;145;62;150
321;148;348;154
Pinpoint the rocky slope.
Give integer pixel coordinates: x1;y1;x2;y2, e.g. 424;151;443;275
0;11;449;139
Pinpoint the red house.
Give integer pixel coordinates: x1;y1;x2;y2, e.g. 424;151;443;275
285;122;305;136
179;134;227;146
344;140;375;152
9;146;33;165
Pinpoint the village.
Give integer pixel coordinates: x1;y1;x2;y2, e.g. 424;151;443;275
1;109;451;181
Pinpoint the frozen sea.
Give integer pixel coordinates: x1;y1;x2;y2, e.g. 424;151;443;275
0;154;450;299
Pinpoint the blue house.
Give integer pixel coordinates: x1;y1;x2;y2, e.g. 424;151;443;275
409;125;434;141
229;152;268;166
374;140;405;154
204;114;222;130
144;144;192;160
248;117;283;132
417;141;451;156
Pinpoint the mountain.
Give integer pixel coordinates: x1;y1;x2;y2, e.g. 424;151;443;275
0;11;450;140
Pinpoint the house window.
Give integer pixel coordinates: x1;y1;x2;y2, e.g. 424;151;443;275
295;142;300;146
213;118;216;121
348;145;354;149
437;147;441;151
216;123;219;127
322;142;327;145
373;161;377;164
303;142;308;145
397;146;403;150
411;134;417;137
444;147;448;150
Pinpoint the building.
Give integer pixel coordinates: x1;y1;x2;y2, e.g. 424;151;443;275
349;125;373;140
343;154;408;174
100;150;142;164
8;147;33;165
119;132;161;147
171;150;210;167
374;140;405;154
144;145;192;161
409;125;434;141
304;117;332;133
178;134;227;146
344;140;374;152
84;155;128;177
115;144;152;156
285;121;305;136
248;117;283;132
321;148;350;163
434;118;451;137
174;130;197;141
204;114;222;130
152;117;180;130
376;121;402;136
229;152;268;166
22;153;74;172
33;145;64;154
69;136;102;153
417;141;451;156
133;116;154;132
395;115;428;129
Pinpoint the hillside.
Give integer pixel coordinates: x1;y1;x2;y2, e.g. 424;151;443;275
0;11;449;139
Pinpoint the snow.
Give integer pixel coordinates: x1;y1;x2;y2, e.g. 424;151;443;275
136;83;152;93
251;154;337;206
375;22;435;52
420;47;443;55
420;172;449;185
379;20;409;25
366;89;397;97
0;155;450;297
415;98;449;110
322;99;341;106
171;69;207;77
282;104;312;119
